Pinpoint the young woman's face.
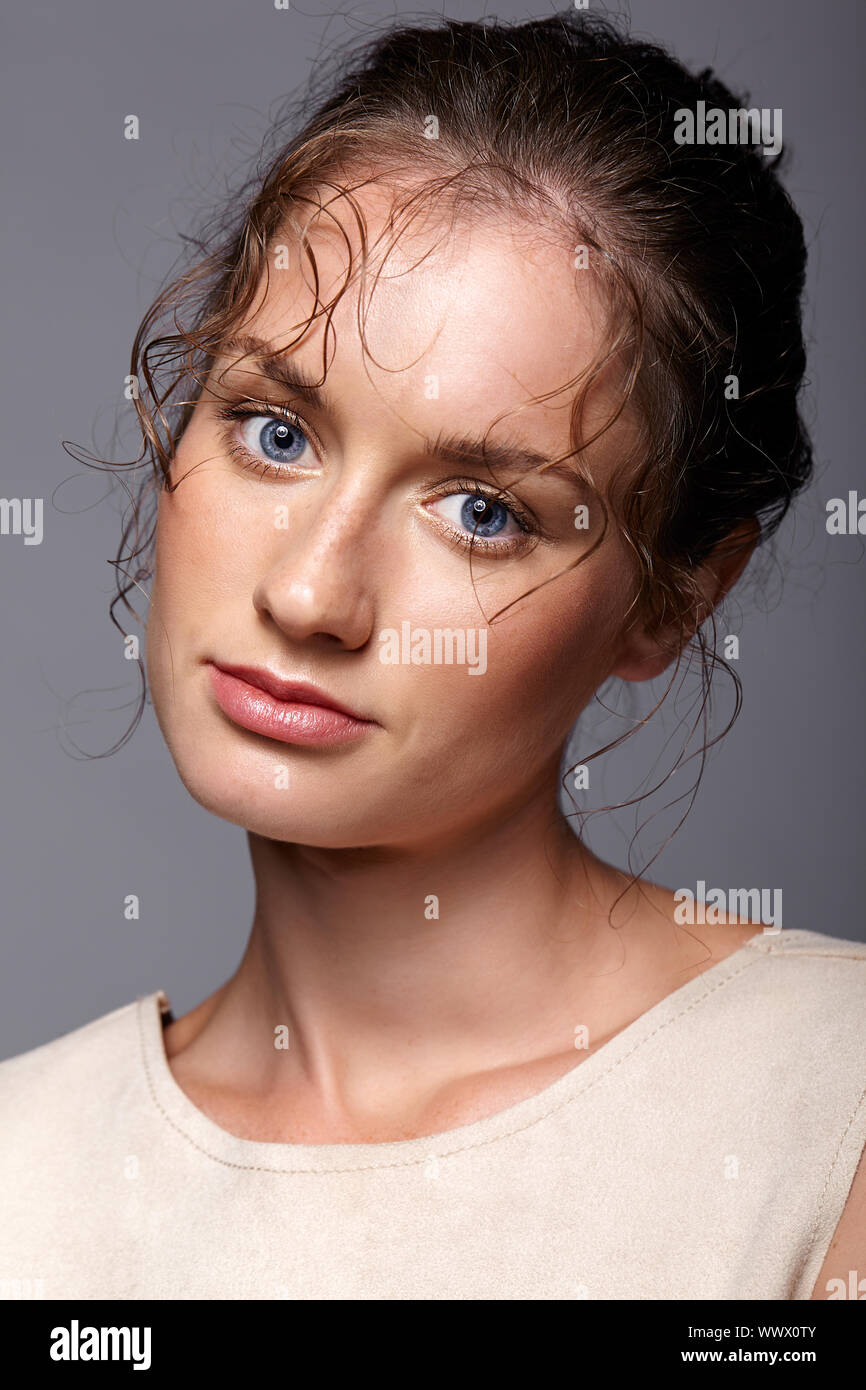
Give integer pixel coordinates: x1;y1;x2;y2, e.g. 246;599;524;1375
146;189;651;849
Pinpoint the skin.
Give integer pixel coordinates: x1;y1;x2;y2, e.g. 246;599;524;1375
145;185;863;1295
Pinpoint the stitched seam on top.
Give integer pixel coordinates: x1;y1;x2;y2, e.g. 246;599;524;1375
137;951;765;1175
751;931;866;960
774;947;866;959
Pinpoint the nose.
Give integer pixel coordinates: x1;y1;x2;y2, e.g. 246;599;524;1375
252;483;377;650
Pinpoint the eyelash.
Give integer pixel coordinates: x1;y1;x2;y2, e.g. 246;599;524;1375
214;400;538;555
215;399;318;478
431;477;535;555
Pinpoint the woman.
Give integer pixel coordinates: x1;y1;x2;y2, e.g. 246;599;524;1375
1;10;863;1301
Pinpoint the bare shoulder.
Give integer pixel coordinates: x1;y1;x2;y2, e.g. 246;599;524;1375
811;1143;866;1299
628;876;768;971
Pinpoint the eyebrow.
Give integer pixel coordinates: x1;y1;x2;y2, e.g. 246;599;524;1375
215;335;586;488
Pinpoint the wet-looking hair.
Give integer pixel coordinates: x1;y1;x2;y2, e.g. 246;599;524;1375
77;9;813;863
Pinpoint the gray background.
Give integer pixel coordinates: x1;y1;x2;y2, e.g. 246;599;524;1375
1;0;863;1058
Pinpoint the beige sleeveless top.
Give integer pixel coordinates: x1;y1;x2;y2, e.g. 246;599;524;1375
1;927;864;1300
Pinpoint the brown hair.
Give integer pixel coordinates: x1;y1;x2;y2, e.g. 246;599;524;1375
72;9;813;868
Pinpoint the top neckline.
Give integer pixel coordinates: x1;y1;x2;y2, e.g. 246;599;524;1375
136;928;794;1175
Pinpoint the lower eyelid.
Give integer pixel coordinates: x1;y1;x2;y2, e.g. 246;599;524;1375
425;503;532;558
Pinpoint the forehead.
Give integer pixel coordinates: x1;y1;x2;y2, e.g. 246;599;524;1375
233;182;619;441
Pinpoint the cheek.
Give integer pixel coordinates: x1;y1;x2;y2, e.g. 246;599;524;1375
149;467;264;619
395;569;628;777
145;475;241;710
495;596;621;735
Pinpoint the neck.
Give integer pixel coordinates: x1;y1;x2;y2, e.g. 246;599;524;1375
234;776;627;1059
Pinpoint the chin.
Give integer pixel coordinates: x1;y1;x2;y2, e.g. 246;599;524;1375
161;734;408;848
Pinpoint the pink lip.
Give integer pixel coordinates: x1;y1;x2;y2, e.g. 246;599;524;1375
207;662;377;746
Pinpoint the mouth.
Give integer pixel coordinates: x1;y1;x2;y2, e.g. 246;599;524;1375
206;661;378;747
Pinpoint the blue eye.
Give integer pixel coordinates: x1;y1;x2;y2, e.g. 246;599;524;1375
238;414;311;465
429;490;526;548
215;401;318;473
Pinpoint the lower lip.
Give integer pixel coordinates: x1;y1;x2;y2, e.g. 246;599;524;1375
207;666;375;746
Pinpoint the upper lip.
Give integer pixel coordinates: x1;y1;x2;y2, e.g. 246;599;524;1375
209;662;374;723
